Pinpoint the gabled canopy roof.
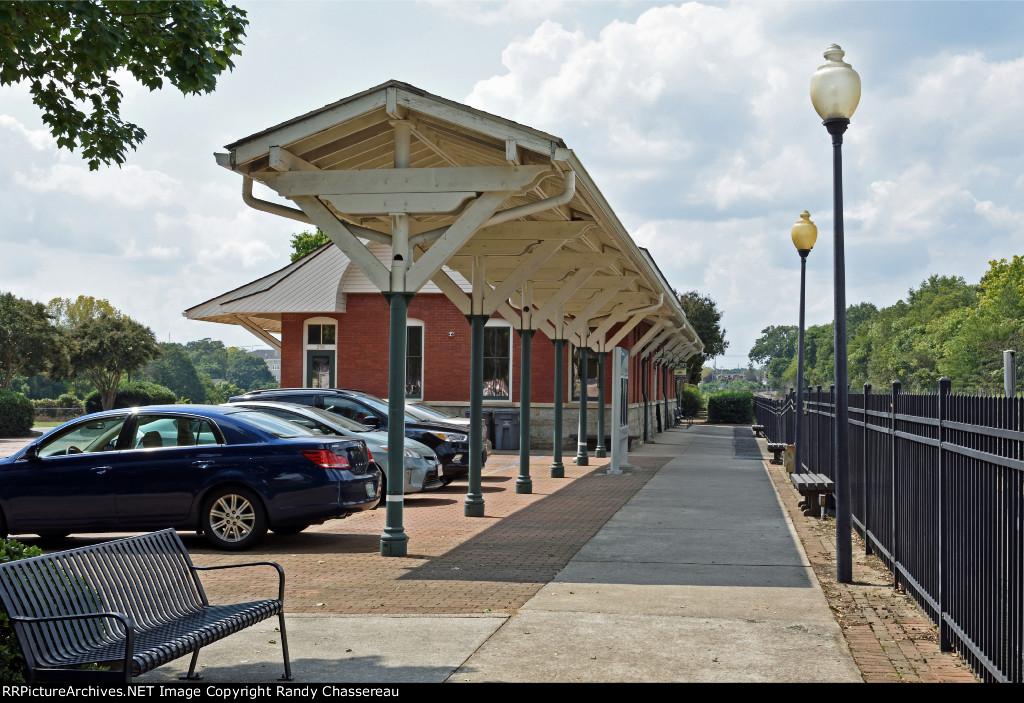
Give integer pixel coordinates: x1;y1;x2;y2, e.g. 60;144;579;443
197;80;701;362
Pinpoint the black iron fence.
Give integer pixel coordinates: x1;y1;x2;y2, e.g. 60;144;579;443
755;381;1023;683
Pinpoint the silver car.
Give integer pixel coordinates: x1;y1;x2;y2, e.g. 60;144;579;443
227;402;443;495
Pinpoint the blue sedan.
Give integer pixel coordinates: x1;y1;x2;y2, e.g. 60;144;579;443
0;405;380;550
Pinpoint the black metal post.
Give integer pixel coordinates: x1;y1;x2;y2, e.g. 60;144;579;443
863;382;872;556
825;116;853;584
795;251;810;476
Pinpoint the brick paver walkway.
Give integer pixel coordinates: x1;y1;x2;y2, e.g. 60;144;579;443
762;449;979;683
184;454;668;614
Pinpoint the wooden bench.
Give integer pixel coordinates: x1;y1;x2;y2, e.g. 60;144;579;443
766;442;787;464
790;472;835;518
675;409;694;428
0;529;292;683
751;424;765;438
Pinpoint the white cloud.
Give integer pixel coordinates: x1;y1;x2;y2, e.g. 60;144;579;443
12;163;182;210
423;0;575;27
0;115;55;151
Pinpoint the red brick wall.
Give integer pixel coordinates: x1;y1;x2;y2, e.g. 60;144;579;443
280;294;663;405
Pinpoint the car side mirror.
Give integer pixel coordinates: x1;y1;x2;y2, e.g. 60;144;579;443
361;416;380;429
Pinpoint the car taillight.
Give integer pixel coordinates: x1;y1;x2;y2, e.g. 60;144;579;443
301;449;351;469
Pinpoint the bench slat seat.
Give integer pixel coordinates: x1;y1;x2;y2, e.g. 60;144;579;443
0;529;292;683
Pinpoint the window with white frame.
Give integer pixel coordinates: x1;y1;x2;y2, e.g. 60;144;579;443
406;320;424;399
483;321;512;399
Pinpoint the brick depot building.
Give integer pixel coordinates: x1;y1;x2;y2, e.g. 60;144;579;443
186;240;689;449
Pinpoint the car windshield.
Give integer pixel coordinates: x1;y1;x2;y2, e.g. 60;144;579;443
237;410;320;439
407;404;457;421
349;393;417;423
297;405;373;432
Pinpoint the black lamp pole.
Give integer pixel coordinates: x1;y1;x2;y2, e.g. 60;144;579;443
791;210;817;482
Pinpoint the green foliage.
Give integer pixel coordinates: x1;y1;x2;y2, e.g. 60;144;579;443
46;295;118;330
141;343;205;402
69;313;161;411
201;377;242;404
226;347;276;391
84;379;175;413
0;293;68;391
0;538;42;683
290;229;331;262
10;373;67;400
706;391;753;424
677;384;704;416
0;390;33;437
185;338;227;379
0;1;248;169
678;291;728;384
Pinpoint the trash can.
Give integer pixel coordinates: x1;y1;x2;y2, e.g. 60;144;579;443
463;408;494;445
491;409;520;450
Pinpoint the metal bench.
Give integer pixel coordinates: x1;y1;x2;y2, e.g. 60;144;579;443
766;442;787;464
0;529;292;683
790;472;835;518
751;424;765;438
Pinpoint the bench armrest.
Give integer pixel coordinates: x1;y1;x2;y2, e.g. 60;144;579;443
192;561;286;602
12;611;136;676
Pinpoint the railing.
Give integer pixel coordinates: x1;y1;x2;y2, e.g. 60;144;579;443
755;381;1024;683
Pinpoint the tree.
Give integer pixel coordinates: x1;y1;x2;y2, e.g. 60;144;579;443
68;313;161;410
142;342;206;402
678;291;728;385
0;1;247;169
185;338;228;379
226;347;276;391
0;292;67;390
47;295;118;329
290;229;330;262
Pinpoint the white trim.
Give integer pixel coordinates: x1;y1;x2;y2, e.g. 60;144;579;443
407;318;425;400
302;316;338;388
483;319;513;401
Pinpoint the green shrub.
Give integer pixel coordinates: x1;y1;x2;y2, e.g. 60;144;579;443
707;390;754;424
0;391;34;437
84;380;176;413
0;538;42;683
678;384;704;416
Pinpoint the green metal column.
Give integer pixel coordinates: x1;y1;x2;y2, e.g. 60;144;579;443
516;328;534;493
550;338;565;478
380;291;412;557
465;314;487;517
663;365;671;428
575;346;589;466
594;351;607;458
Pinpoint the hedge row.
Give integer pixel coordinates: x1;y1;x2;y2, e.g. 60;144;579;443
707;390;754;424
0;391;34;437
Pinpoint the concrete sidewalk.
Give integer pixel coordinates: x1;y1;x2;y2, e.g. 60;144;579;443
131;424;859;684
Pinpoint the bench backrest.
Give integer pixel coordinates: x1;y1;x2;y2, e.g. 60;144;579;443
0;530;207;668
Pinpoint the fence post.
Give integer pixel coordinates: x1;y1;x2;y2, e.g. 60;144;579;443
891;379;901;590
816;385;823;476
863;382;872;556
937;376;951;651
787;387;795;444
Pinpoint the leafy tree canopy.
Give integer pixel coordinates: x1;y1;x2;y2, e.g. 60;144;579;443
290;229;330;262
68;313;161;410
0;1;247;169
47;295;118;329
0;292;67;390
141;342;205;402
225;347;276;391
678;291;728;384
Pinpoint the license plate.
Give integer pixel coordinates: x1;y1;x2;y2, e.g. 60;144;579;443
365;482;376;498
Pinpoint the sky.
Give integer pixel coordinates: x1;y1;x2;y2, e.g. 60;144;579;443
3;1;1024;368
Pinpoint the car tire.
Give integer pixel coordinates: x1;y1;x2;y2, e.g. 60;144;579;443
373;472;387;509
36;533;70;544
270;524;309;536
201;487;268;551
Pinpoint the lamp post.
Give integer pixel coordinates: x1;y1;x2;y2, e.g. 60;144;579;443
810;44;860;585
791;211;817;481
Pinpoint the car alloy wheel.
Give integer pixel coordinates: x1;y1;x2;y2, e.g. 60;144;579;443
202;487;267;550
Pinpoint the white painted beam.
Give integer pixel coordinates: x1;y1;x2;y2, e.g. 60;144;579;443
260;166;550;197
481;238;565;313
268;146;318;172
233;315;282;351
629;321;665;358
530;266;601;327
293;195;391;292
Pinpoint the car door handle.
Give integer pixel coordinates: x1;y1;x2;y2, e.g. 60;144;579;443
192;460;214;469
91;466;113;475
